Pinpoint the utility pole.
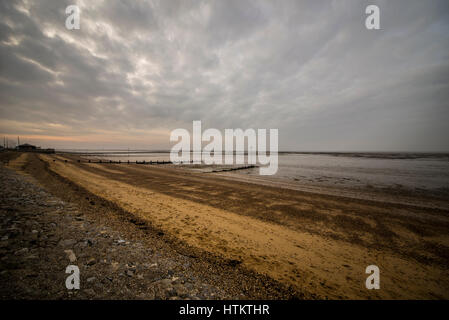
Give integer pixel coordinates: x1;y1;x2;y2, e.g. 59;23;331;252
17;136;20;147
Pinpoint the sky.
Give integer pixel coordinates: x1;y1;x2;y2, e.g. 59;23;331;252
0;0;448;151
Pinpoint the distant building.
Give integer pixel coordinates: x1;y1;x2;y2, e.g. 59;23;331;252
14;143;55;153
17;143;37;151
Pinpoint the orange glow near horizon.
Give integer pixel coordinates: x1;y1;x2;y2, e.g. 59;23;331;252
0;132;172;149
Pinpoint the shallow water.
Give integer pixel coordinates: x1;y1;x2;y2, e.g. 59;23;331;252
263;153;449;191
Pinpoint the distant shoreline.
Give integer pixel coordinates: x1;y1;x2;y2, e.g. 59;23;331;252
56;149;449;159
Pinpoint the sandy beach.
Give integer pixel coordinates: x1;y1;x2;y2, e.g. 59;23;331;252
1;151;447;299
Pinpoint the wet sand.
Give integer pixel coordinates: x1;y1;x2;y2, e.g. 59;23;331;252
5;152;449;299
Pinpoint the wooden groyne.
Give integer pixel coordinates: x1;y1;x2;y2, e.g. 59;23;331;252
54;159;174;165
51;159;258;172
210;165;257;173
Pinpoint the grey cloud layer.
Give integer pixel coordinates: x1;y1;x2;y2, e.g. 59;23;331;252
0;0;448;150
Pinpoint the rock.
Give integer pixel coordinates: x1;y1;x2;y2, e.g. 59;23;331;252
87;277;96;282
84;289;95;296
159;279;172;286
145;263;157;268
126;270;134;277
14;248;29;255
59;239;77;247
173;284;188;298
76;241;88;248
86;257;96;266
165;287;176;297
64;249;77;262
25;271;38;278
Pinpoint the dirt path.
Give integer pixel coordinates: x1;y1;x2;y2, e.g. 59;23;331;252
22;153;449;299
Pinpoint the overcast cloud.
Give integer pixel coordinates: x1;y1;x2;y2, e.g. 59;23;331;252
0;0;448;150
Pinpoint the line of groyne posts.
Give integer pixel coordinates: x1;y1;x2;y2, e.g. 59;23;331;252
54;159;175;165
52;158;257;172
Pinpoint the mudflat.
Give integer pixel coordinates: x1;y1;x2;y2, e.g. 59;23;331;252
4;152;449;299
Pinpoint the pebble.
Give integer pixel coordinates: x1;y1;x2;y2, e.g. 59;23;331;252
59;239;77;247
64;249;77;262
14;248;29;255
84;289;95;296
126;270;135;277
